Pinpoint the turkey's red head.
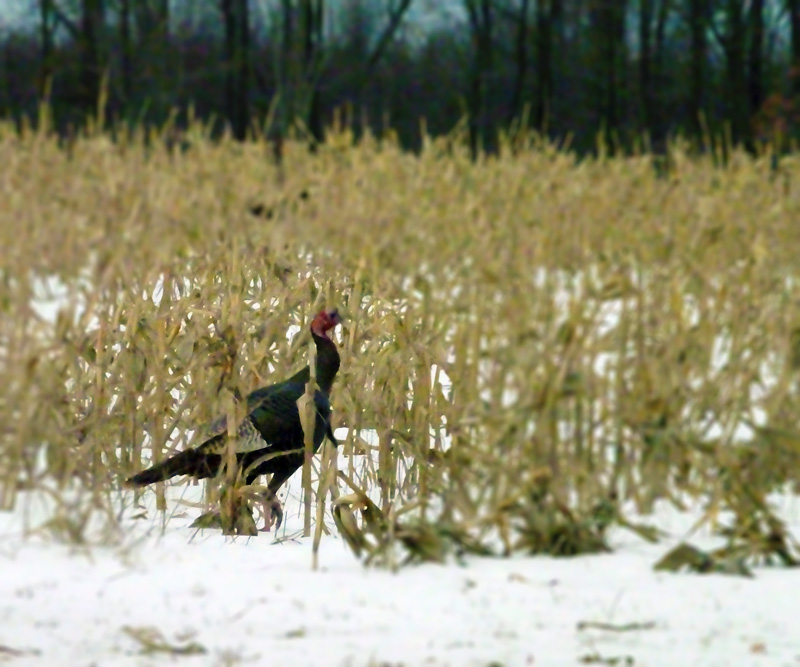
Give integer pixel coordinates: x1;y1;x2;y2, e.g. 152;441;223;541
310;309;342;339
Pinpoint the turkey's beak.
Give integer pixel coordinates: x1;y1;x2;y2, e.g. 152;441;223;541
329;309;342;326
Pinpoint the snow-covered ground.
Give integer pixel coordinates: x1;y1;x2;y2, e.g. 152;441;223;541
6;273;800;665
2;486;799;667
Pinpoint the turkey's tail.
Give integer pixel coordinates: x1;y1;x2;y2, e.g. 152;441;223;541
125;448;216;487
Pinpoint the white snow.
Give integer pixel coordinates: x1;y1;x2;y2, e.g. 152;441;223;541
1;487;799;667
10;273;800;666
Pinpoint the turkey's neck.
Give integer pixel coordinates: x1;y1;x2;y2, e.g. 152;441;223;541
311;332;340;395
288;332;340;395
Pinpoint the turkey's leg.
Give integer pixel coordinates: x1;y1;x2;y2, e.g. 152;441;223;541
258;490;284;532
256;470;292;532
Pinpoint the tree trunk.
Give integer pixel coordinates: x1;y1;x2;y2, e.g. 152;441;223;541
748;0;765;136
221;0;251;141
120;0;132;104
591;0;627;141
611;1;628;135
465;0;495;157
688;0;708;141
723;0;749;146
277;0;295;149
302;0;324;145
790;0;800;97
533;0;553;132
639;0;654;136
652;0;671;144
38;0;54;100
548;0;564;134
358;0;414;132
131;0;169;114
79;0;105;116
508;0;530;126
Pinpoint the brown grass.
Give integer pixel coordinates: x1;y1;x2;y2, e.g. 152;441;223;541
1;120;799;569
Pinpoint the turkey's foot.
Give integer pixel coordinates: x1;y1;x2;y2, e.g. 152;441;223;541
258;491;284;532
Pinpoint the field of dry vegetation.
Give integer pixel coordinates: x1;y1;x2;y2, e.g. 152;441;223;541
2;121;800;573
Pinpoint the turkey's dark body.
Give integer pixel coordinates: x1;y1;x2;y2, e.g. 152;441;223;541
138;383;334;490
125;309;342;528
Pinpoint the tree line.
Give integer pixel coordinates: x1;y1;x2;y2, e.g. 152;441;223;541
0;0;798;155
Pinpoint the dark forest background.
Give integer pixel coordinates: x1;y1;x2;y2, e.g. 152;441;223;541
1;0;799;155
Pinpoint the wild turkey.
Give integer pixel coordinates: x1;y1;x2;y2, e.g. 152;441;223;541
125;308;342;531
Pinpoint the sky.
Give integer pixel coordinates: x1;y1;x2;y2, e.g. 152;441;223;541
1;0;29;31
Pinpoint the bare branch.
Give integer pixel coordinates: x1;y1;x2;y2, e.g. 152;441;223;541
366;0;414;75
50;0;81;40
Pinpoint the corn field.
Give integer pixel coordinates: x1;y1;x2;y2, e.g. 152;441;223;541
1;121;799;571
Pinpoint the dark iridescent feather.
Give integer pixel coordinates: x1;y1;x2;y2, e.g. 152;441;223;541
125;310;342;516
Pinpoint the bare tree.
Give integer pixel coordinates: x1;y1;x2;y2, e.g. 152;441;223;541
133;0;170;54
302;0;324;143
501;0;530;126
534;0;559;132
748;0;765;131
79;0;105;115
221;0;251;140
651;0;673;143
588;0;628;140
336;0;415;132
273;1;323;145
277;0;295;145
709;0;749;146
639;0;655;134
686;0;709;140
364;0;414;79
38;0;56;99
119;0;132;104
465;0;495;156
790;0;800;97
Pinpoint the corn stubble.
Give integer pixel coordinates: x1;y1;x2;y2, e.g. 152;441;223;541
1;120;799;573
